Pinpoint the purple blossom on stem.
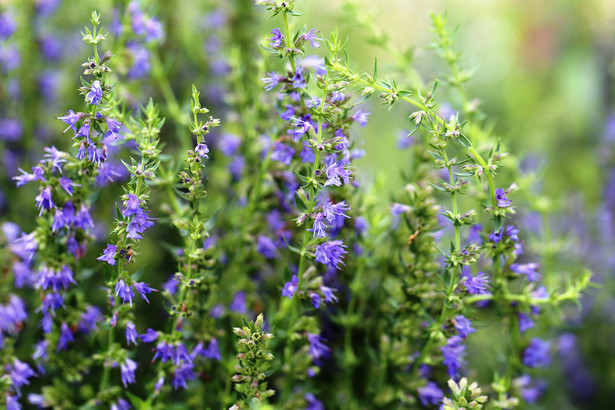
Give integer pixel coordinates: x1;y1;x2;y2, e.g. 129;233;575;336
7;359;36;396
462;272;490;295
307;333;330;361
300;28;320;48
195;143;209;158
510;263;541;282
57;323;74;351
105;117;122;139
322;200;351;222
441;336;466;377
271;142;295;165
320;286;338;304
153;342;174;363
79;306;102;334
257;235;278;259
35;187;55;216
453;315;475;338
173;363;196;390
139;328;159;343
174;343;192;366
120;358;137;387
518;313;535;333
282;275;299;299
523;338;551;368
115;279;135;306
133;282;157;303
268;28;284;48
324;160;352;187
87;80;103;105
97;244;117;265
495;188;511;207
262;72;281;91
351;109;370;127
417;381;444;406
125;322;138;345
59;176;78;196
13;166;45;187
56;110;82;133
315;240;347;270
308;212;328;238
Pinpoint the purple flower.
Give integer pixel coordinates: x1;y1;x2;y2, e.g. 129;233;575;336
153;342;174;363
300;28;320;48
288;119;312;142
57;323;74;351
38;293;64;316
467;224;482;244
79;306;102;334
282;275;299;299
310;293;321;309
229;155;245;180
229;291;247;314
307;333;330;361
125;322;138;345
495;188;511;207
257;235;278;259
505;225;520;242
105;117;123;139
13;166;45;187
173;363;196;389
268;28;284;48
510;263;541;282
111;398;131;410
206;338;222;360
35;187;54;216
453;315;475;338
174;343;192;366
322;200;351;223
87;80;103;105
514;375;545;403
139;328;159;343
58;176;77;196
518;313;535;333
57;110;82;133
115;279;135;306
123;194;141;216
300;141;315;163
0;11;17;39
308;212;329;238
320;286;338;304
352;109;370;127
8;359;36;396
43;146;66;173
304;393;324;410
441;336;466;377
300;55;327;76
127;42;151;79
133;282;157;303
292;66;306;89
219;133;241;156
120;358;137;387
195;143;209;158
74;205;94;230
97;244;117;265
463;272;490;295
262;72;281;91
324;160;352;187
417;381;444;406
0;118;22;141
271;142;295;165
523;338;551;368
315;240;347;270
